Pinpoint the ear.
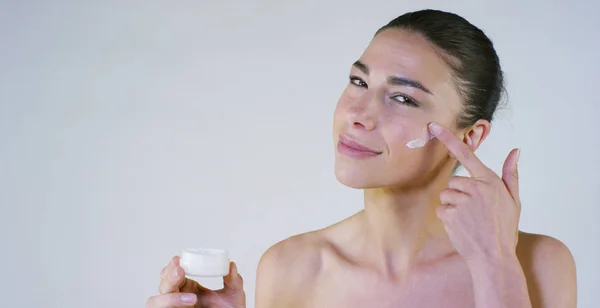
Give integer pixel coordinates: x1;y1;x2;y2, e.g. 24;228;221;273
462;119;491;152
446;120;491;160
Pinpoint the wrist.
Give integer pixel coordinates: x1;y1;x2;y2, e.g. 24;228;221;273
465;253;531;308
465;253;521;273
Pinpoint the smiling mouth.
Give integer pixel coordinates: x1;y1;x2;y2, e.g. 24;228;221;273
337;135;382;159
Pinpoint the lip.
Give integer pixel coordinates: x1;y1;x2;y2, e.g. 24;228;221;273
337;134;382;159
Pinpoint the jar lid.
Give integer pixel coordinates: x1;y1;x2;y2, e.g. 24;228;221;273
180;248;230;277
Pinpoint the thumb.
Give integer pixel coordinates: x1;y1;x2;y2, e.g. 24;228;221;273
502;148;521;202
223;261;243;291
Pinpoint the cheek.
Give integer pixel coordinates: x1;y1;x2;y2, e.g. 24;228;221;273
380;113;431;150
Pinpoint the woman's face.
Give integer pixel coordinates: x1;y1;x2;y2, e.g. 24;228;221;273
333;28;465;189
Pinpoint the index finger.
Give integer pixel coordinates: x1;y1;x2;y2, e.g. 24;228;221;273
428;122;490;177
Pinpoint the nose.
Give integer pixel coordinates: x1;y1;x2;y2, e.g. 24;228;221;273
346;96;379;131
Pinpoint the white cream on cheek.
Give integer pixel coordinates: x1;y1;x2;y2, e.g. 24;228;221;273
405;131;434;148
401;118;436;149
379;109;434;150
380;112;429;150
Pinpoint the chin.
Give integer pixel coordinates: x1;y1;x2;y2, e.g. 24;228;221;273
334;164;387;189
334;157;419;189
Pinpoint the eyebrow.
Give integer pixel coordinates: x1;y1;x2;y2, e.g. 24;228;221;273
352;60;433;95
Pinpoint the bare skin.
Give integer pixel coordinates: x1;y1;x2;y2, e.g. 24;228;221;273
147;26;577;308
255;220;576;308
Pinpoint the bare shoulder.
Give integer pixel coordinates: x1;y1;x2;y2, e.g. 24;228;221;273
516;231;577;307
255;229;326;307
516;231;576;271
257;230;325;276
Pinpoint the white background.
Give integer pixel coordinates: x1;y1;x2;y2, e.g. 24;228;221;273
1;1;598;307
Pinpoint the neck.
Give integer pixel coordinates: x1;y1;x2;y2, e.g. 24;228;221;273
358;172;456;277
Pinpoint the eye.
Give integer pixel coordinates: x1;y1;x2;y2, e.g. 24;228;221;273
391;94;419;107
349;76;368;88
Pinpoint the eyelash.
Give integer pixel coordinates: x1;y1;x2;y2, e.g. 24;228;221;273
348;76;420;107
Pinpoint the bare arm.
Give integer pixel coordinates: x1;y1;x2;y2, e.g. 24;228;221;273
518;234;577;308
467;255;533;308
467;234;576;308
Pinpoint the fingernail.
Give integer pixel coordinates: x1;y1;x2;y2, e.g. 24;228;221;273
172;267;180;279
181;294;197;304
429;122;442;134
516;148;521;163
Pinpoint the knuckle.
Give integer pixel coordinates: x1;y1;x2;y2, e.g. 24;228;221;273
444;189;453;198
450;177;476;192
439;189;450;201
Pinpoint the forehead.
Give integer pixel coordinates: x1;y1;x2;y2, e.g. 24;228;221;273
359;28;453;88
358;28;461;112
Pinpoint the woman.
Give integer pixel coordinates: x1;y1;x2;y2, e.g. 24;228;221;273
146;9;577;308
